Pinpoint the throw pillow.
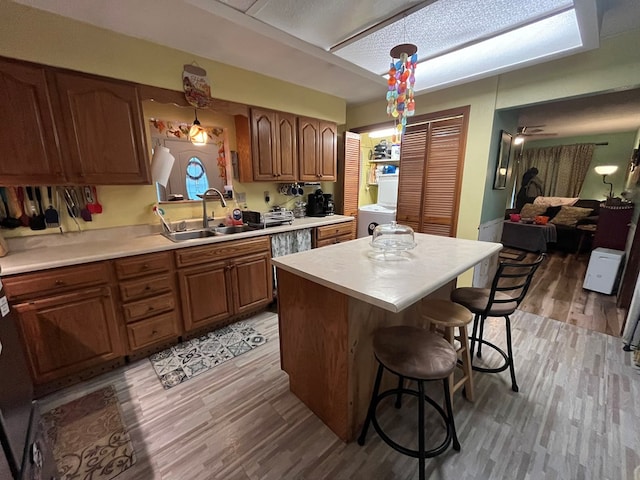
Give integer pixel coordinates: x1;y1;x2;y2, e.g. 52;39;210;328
543;205;562;220
520;203;548;218
550;206;593;226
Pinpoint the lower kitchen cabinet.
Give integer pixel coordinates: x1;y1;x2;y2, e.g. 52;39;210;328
13;286;123;385
176;237;273;333
2;262;124;387
114;251;182;354
314;221;355;248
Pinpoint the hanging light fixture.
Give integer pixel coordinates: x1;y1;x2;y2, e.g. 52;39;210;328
189;108;208;146
594;165;618;198
386;42;418;141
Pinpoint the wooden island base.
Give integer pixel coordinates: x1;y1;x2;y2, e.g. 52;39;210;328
276;268;452;442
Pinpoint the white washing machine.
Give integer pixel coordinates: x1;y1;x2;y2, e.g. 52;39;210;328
357;173;399;238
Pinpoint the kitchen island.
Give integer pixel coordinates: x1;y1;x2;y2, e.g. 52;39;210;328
272;233;502;442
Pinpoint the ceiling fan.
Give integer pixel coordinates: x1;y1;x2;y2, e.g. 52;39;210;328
516;125;557;136
514;125;556;145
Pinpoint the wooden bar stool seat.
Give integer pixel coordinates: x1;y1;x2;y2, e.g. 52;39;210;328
358;326;460;480
422;298;475;401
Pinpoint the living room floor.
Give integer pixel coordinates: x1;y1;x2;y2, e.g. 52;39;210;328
517;248;627;336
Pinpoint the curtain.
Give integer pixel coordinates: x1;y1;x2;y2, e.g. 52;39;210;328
514;143;595;197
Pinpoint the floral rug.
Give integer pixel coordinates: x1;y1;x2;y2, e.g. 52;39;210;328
149;318;268;389
42;386;135;480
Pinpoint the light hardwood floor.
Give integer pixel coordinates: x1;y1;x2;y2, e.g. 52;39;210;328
40;309;640;480
517;249;627;337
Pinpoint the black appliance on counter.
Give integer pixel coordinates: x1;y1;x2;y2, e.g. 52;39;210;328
0;275;57;480
307;189;326;217
323;194;334;215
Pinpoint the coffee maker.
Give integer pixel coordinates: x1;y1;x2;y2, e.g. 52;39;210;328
307;189;326;217
323;193;334;215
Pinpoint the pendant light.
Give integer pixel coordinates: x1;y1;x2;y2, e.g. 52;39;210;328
189;108;208;146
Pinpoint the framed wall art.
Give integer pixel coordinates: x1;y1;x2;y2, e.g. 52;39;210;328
493;130;512;190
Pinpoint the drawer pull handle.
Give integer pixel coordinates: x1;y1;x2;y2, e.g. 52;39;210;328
151;330;158;336
142;264;150;270
148;306;154;311
55;280;65;286
145;285;151;291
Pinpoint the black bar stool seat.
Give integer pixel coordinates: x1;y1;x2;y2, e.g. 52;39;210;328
358;325;460;480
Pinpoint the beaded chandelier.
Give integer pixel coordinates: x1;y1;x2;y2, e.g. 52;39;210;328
386;43;418;140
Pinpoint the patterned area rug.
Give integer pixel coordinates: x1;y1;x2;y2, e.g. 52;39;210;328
150;318;268;389
499;247;527;261
42;386;135;480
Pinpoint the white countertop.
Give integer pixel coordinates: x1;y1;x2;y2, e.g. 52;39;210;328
0;215;353;276
272;233;502;313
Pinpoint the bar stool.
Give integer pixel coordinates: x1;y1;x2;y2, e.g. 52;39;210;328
358;326;460;480
422;299;475;401
451;253;545;392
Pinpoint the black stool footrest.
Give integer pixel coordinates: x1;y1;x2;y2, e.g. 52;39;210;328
368;387;456;459
470;337;510;373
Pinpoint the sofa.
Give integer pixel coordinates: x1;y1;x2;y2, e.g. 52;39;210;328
505;199;601;252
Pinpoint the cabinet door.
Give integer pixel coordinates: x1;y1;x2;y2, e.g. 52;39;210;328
276;112;298;181
52;71;151;185
14;287;123;384
298;116;320;181
178;261;232;332
318;121;337;181
230;252;272;314
0;58;65;184
250;107;278;181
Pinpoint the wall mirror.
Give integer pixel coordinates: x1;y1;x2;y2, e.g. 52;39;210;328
493;130;512;190
149;118;232;203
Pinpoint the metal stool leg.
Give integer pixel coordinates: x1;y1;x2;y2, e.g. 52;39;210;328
418;380;425;480
470;314;480;359
395;375;404;408
442;379;460;451
477;316;486;358
358;362;384;445
504;315;519;392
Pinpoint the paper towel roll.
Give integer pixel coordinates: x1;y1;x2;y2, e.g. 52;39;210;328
151;146;175;187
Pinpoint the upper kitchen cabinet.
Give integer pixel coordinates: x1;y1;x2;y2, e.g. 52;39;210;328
0;56;151;185
298;117;337;182
52;71;151;185
0;58;65;184
235;107;297;182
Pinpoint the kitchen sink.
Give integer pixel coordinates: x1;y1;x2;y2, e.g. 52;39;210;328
214;225;260;234
161;229;218;242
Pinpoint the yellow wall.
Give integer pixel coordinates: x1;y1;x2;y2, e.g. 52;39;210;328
0;1;339;237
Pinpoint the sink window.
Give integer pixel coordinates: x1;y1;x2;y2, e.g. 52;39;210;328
185;157;210;200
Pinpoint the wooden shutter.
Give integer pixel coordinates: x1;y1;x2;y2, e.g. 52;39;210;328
421;116;464;237
396;126;428;232
343;132;360;237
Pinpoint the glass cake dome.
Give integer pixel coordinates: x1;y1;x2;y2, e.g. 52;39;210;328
370;221;416;252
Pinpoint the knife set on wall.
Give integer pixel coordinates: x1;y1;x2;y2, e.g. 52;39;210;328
0;186;103;232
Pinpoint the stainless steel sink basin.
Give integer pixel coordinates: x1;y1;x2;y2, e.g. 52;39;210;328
162;229;218;242
214;225;260;234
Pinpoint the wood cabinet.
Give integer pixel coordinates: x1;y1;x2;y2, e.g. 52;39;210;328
0;57;65;184
114;252;181;354
2;263;123;386
298;117;337;182
235;107;297;182
176;237;273;333
314;221;355;248
0;55;150;185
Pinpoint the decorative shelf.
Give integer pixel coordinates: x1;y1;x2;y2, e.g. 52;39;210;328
369;159;399;164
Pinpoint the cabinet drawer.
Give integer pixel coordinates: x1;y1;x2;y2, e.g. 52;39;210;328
3;262;110;300
118;273;173;302
114;251;172;279
121;291;175;323
126;312;180;351
175;237;271;268
316;222;354;241
315;234;353;248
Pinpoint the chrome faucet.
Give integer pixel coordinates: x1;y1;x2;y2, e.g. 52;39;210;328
202;187;227;228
